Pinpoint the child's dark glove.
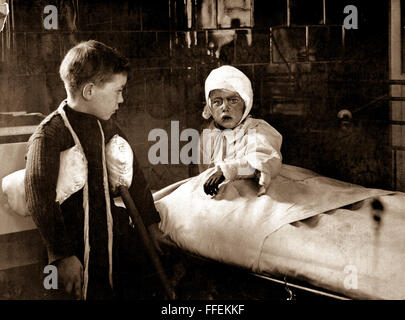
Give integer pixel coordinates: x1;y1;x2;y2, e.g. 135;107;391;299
204;168;225;196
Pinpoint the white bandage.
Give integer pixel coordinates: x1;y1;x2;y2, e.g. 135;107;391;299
105;134;133;193
56;145;87;204
203;65;253;126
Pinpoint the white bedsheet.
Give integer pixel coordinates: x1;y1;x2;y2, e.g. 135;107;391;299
154;164;393;274
259;193;405;299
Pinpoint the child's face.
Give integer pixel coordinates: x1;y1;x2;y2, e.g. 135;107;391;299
88;73;127;120
209;89;245;129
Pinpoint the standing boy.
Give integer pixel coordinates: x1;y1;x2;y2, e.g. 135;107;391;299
25;40;163;300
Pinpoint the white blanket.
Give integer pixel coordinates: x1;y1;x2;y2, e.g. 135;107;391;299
154;164;392;272
259;193;405;299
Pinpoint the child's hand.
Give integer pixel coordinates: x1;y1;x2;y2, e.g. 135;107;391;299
54;255;83;300
204;168;225;196
255;170;270;196
257;185;267;196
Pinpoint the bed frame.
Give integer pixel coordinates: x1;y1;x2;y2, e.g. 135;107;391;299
158;236;351;300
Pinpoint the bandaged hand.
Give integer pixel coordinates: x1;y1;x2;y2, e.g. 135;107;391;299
204;168;225;196
255;170;270;196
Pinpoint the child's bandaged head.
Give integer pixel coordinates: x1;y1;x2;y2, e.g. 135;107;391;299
203;65;253;125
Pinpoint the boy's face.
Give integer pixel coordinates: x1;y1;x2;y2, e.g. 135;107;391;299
209;89;245;129
88;73;127;120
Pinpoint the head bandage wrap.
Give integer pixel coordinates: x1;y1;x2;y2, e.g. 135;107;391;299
203;65;253;126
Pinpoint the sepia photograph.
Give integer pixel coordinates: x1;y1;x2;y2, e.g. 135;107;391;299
0;0;404;308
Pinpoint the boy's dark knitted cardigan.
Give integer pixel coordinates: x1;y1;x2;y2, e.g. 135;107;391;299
24;102;160;291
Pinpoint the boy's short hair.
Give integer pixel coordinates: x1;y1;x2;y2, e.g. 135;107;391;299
59;40;130;94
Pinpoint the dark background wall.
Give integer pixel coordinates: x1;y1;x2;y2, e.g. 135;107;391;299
0;0;392;190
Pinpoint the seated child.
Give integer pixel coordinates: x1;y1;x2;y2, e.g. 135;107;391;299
154;65;390;270
199;65;282;197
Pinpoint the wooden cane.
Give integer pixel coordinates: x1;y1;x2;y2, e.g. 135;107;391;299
118;185;175;300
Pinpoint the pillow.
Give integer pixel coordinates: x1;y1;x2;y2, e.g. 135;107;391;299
1;169;29;217
106;134;133;193
1;136;132;215
1;144;87;216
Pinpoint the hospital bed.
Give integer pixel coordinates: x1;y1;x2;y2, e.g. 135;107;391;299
153;169;405;301
2;139;405;300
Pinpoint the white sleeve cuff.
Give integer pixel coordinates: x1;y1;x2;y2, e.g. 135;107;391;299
217;159;255;181
217;162;238;181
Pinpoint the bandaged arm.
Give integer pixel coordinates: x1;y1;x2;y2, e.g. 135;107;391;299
216;121;282;191
108;123;161;227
